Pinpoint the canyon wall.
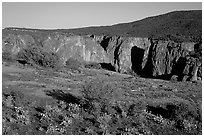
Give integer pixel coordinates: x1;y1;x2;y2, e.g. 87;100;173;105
2;29;202;81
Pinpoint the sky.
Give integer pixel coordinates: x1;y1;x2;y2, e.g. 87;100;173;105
2;2;202;29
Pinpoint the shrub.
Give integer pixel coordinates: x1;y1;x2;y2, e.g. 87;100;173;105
65;58;83;71
13;106;30;125
2;79;201;135
80;80;202;135
2;92;30;135
2;51;14;62
125;68;139;77
81;80;123;104
16;47;60;68
80;80;154;135
37;101;82;135
84;62;102;69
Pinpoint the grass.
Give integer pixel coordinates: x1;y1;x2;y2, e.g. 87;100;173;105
2;9;201;135
2;63;202;135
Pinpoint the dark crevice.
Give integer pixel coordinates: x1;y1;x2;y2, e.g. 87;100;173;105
17;59;29;65
194;42;202;53
89;34;95;38
99;36;112;51
100;63;115;71
155;74;173;81
131;46;145;75
171;57;187;81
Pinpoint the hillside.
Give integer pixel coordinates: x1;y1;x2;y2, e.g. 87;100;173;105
2;10;202;135
4;10;202;42
59;10;202;42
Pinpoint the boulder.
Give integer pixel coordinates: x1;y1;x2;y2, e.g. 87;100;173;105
171;75;178;82
182;75;189;82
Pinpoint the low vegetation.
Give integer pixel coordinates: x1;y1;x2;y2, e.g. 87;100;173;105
2;10;202;135
16;47;60;68
2;51;15;62
2;78;202;135
65;58;83;72
84;62;102;70
66;10;201;43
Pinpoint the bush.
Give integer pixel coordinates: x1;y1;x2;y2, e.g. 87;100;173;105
65;58;83;71
84;62;102;69
2;79;201;135
125;68;139;77
80;80;154;135
2;51;14;62
38;102;82;135
16;47;60;68
2;91;30;135
81;80;123;104
80;80;202;135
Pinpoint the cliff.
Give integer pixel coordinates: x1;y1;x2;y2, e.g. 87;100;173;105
2;10;202;81
2;29;201;81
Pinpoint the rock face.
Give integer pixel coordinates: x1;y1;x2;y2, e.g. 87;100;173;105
143;41;193;78
42;32;109;64
3;31;110;65
2;29;202;81
96;36;152;74
94;35;202;81
182;43;202;81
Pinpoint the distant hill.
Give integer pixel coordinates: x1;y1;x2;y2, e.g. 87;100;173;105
65;10;202;42
3;10;202;42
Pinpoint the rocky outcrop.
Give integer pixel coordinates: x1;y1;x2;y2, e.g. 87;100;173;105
94;35;201;81
2;32;110;65
142;41;194;79
42;32;109;64
2;29;202;81
93;36;151;74
182;43;202;81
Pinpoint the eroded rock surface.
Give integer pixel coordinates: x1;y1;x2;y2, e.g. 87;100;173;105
2;28;202;81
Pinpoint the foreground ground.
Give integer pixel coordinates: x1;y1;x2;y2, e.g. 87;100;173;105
2;62;202;135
